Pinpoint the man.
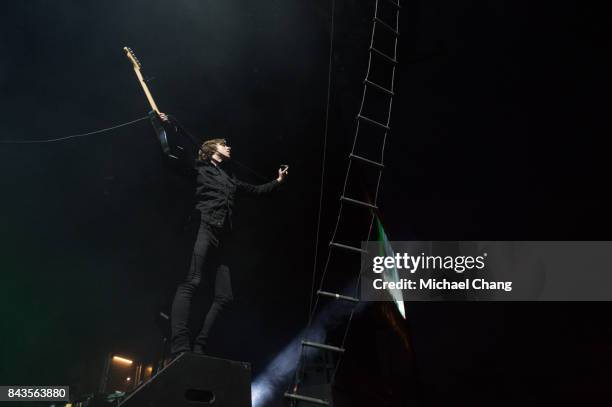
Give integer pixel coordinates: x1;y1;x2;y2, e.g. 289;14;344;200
159;112;289;357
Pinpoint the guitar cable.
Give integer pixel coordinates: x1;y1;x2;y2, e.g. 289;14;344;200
0;116;150;144
0;113;282;183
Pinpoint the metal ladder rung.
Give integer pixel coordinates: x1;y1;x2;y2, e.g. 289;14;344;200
318;290;360;303
357;114;390;131
364;79;394;95
385;0;401;8
284;393;330;406
302;341;345;353
340;195;378;210
330;241;367;254
349;153;385;168
374;17;399;36
369;46;398;64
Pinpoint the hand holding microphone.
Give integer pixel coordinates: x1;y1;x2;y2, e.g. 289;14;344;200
277;165;289;183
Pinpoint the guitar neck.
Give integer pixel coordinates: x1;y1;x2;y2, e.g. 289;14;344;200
133;68;160;114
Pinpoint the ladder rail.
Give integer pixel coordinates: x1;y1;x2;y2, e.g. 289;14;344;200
289;1;401;402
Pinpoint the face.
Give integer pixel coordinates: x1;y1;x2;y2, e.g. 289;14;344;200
215;141;231;160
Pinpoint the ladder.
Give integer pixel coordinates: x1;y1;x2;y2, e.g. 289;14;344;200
285;0;401;405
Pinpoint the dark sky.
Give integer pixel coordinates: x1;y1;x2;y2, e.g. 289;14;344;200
1;0;611;404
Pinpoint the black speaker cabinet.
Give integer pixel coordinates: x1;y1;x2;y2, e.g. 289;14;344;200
118;352;251;407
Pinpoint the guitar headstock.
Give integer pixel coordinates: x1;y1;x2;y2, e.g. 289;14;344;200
123;46;142;70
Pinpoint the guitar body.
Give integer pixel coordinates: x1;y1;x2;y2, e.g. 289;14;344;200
148;110;182;160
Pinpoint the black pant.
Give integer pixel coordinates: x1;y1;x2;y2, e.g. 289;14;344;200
170;220;233;354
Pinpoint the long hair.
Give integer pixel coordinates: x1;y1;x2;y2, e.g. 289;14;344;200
198;138;227;161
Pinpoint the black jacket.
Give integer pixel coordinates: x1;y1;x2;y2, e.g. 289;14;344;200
194;159;279;228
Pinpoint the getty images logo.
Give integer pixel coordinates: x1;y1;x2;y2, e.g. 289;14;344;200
372;252;488;274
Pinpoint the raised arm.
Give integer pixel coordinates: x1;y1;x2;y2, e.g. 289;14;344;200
235;165;289;195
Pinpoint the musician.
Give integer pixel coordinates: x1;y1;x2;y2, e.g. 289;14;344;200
158;113;289;357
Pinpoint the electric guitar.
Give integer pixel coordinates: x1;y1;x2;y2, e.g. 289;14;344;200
123;46;185;160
